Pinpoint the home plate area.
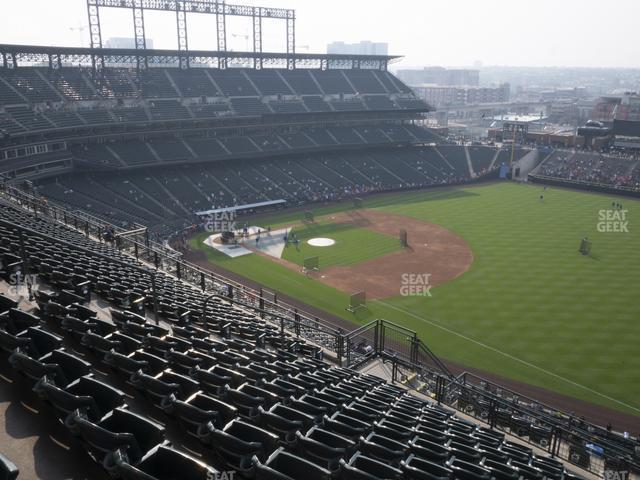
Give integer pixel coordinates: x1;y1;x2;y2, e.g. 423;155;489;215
203;226;291;259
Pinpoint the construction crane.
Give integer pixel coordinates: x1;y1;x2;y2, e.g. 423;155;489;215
231;33;250;52
69;24;87;47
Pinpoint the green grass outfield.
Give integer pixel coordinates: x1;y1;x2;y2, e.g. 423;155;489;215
190;182;640;416
281;219;401;268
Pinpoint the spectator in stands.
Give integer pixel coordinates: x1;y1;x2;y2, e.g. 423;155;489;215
103;226;115;244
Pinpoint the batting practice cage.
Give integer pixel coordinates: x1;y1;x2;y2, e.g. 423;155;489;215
346;290;366;313
303;256;319;274
399;228;408;247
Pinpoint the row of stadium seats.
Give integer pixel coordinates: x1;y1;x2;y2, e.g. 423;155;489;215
536;150;640;191
0;66;426;139
0;94;428;136
61;125;441;168
451;378;638;474
0;200;585;480
0;67;412;103
34;145;510;232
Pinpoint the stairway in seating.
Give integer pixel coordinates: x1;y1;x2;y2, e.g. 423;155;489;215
464;146;475;177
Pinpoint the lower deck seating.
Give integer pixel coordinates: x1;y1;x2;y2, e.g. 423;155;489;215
468;146;498;176
436;145;473;178
537;150;640;190
35;144;527;232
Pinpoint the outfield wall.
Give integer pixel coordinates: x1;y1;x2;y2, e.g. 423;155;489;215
528;174;640;198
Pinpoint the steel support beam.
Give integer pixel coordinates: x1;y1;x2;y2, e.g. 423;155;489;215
252;7;262;69
132;0;147;69
133;1;146;50
89;0;291;19
216;5;226;68
0;44;401;73
87;0;103;49
176;1;189;68
286;10;295;69
51;54;63;70
84;0;295;61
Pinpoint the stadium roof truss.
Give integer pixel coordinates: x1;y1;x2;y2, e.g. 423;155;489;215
86;0;296;69
0;44;400;71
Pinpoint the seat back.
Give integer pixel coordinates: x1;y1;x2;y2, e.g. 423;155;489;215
119;445;217;480
0;328;31;353
7;308;40;332
257;448;332;480
68;376;126;417
99;408;166;457
82;331;122;355
70;411;143;462
9;349;62;383
0;294;19;313
42;350;92;385
225;419;279;455
25;327;63;357
161;394;218;434
341;453;404;480
402;454;453;480
34;375;100;419
130;371;180;402
0;453;19;480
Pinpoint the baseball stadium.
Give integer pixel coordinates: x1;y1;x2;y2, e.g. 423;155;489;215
0;1;638;479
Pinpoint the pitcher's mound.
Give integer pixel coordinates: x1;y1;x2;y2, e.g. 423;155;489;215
308;238;336;247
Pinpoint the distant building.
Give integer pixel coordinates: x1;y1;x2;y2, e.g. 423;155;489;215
413;83;510;107
494;114;546;143
396;67;479;87
326;41;388;56
105;37;154;49
487;115;579;146
591;92;640;123
539;87;588;102
547;99;593;125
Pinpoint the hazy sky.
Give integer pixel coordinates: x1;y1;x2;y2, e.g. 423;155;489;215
1;0;639;68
